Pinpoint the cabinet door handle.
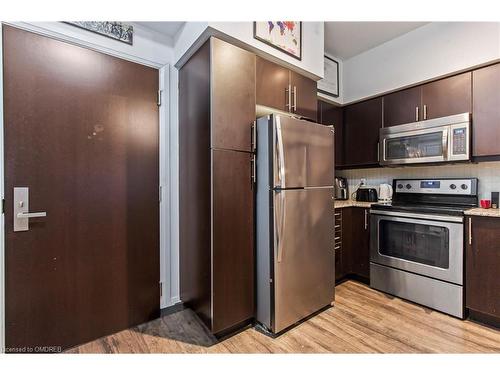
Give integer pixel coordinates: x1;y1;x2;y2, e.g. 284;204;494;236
285;84;292;111
468;217;472;246
423;104;427;120
364;209;368;230
415;106;419;121
292;86;297;112
377;142;380;162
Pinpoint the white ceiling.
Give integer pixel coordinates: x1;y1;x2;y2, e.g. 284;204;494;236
135;22;185;38
325;22;428;60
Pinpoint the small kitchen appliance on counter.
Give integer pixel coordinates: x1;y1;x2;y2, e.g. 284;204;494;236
378;183;393;203
334;177;348;200
356;187;378;202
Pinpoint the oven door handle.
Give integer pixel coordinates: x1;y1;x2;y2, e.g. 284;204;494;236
370;209;464;223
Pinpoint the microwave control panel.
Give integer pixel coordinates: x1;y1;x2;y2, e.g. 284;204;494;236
452;127;467;155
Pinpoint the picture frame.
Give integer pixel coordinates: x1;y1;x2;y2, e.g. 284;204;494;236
253;22;302;60
318;55;340;98
65;21;134;45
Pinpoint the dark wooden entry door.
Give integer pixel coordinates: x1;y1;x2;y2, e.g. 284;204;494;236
3;26;160;351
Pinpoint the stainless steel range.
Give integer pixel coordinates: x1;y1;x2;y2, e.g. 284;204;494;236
369;178;478;318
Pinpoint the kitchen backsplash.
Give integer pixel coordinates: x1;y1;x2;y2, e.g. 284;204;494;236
338;161;500;201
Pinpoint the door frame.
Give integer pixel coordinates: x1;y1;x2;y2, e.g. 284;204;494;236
0;22;173;351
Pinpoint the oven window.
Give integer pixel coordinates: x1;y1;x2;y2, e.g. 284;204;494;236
379;220;449;268
385;131;444;160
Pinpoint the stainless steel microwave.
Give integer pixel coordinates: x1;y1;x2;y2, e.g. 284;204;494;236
379;113;471;166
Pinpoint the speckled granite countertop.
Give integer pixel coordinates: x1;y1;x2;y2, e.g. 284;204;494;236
334;199;376;209
465;208;500;217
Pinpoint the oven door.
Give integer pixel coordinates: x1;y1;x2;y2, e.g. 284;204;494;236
380;126;449;166
370;210;463;285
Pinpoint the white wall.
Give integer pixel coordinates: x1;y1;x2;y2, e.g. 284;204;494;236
174;22;325;79
339;162;500;201
168;65;181;306
343;22;500;103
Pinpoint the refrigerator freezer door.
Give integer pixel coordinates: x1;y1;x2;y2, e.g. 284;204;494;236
274;115;334;189
273;188;335;333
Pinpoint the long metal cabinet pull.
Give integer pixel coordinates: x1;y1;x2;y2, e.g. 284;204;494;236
251;121;257;152
423;104;427;120
292;86;297;112
364;209;368;230
415;106;419;121
468;217;472;246
285;84;292;111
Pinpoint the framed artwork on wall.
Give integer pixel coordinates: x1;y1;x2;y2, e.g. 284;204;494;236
318;56;340;98
254;21;302;60
65;21;134;45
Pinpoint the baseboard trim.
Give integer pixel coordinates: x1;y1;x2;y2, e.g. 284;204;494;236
468;309;500;329
160;302;184;317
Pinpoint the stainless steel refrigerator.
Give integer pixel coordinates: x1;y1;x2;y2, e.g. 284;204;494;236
256;113;335;335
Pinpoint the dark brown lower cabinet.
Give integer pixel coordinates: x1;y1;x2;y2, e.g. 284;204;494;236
335;207;370;282
212;150;254;333
466;216;500;324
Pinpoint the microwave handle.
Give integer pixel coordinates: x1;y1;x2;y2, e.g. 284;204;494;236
442;129;449;160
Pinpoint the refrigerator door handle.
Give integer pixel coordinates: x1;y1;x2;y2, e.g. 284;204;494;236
275;117;286;188
276;190;286;262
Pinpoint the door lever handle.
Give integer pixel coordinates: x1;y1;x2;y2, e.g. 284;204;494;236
17;211;47;219
14;187;47;232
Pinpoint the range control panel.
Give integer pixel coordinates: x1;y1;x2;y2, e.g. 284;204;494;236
394;178;478;195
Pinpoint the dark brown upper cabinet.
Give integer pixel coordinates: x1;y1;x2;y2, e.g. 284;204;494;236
466;216;500;320
290;70;318;119
383;86;422;127
421;72;471;120
343;97;383;167
212;38;256;152
383;72;471;127
318;100;344;167
472;63;500;158
256;56;289;113
256;56;317;120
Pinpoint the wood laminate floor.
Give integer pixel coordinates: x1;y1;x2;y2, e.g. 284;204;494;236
67;281;500;353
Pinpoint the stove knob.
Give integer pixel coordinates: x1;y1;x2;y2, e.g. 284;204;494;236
397;184;404;189
406;184;412;189
461;184;468;190
450;184;456;190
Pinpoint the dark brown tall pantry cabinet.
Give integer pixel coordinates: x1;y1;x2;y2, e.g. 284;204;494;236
179;37;256;335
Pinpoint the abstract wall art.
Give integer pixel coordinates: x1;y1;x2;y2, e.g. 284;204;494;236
254;22;302;60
